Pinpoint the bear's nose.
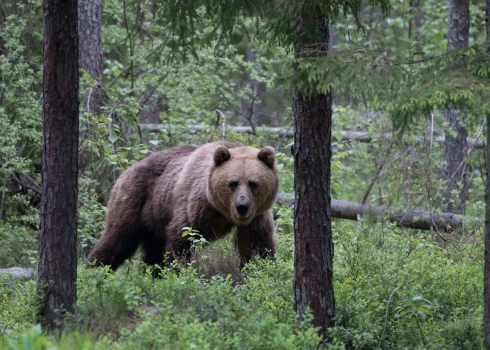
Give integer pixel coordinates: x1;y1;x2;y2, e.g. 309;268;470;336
236;203;249;216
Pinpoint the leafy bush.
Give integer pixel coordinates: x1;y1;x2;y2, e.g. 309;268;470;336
67;239;320;349
1;218;486;349
331;220;483;349
0;277;37;336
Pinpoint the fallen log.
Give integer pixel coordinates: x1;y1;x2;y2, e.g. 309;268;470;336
140;124;486;150
275;194;480;232
0;267;36;280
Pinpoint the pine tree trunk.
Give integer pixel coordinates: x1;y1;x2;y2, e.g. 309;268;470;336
38;0;79;332
292;4;335;340
441;0;470;214
483;0;490;347
79;0;104;115
487;0;490;46
485;112;490;350
293;91;335;337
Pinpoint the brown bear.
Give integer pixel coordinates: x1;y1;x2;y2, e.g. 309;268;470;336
87;141;279;270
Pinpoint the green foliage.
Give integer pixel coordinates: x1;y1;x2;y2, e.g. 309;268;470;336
4;325;54;350
0;14;42;267
67;241;320;349
0;278;37;335
2;219;486;349
0;222;37;267
159;1;273;62
182;227;210;251
77;178;107;259
331;220;482;349
0;14;42;173
281;44;490;130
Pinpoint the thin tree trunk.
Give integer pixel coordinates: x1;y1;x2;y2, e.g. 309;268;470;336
482;0;490;346
79;0;104;115
484;103;490;350
38;0;79;332
240;48;268;126
441;0;470;214
293;5;335;340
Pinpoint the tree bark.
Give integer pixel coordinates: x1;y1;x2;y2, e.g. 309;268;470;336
487;0;490;47
441;0;470;214
292;5;335;340
485;101;490;350
78;0;104;115
483;0;490;346
38;0;79;332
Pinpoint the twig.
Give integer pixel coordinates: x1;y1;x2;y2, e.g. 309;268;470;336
218;89;257;135
215;109;226;139
361;140;395;204
0;175;8;220
378;286;400;349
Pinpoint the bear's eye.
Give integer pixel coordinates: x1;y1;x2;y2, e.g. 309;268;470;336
229;181;239;191
249;181;258;191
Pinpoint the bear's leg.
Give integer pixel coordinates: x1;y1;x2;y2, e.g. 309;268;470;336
87;232;140;271
165;220;192;265
236;210;275;265
141;235;166;266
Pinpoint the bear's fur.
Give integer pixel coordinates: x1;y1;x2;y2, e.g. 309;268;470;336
87;141;279;270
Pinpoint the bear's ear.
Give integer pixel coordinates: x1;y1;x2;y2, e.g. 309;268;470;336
258;146;275;168
214;146;231;166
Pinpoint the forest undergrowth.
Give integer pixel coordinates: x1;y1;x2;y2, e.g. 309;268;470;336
0;213;484;349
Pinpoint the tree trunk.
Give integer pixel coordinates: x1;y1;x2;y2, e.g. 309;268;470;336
487;0;490;47
38;0;79;332
441;0;470;214
292;5;335;340
78;0;104;115
483;0;490;347
485;104;490;350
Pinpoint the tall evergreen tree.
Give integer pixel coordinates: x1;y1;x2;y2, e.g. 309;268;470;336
441;0;470;214
292;4;335;337
79;0;104;115
38;0;79;332
483;0;490;346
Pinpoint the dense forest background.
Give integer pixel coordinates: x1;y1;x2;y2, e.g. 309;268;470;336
0;0;489;348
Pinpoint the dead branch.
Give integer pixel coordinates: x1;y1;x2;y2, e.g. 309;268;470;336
275;194;480;232
141;124;485;149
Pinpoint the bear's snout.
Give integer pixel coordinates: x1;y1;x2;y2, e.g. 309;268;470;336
236;202;249;216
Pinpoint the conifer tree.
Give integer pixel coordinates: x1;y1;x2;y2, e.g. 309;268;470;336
292;4;335;337
483;0;490;346
441;0;470;214
79;0;104;115
38;0;79;332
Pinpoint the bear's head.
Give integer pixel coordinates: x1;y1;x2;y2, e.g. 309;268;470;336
208;145;279;225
